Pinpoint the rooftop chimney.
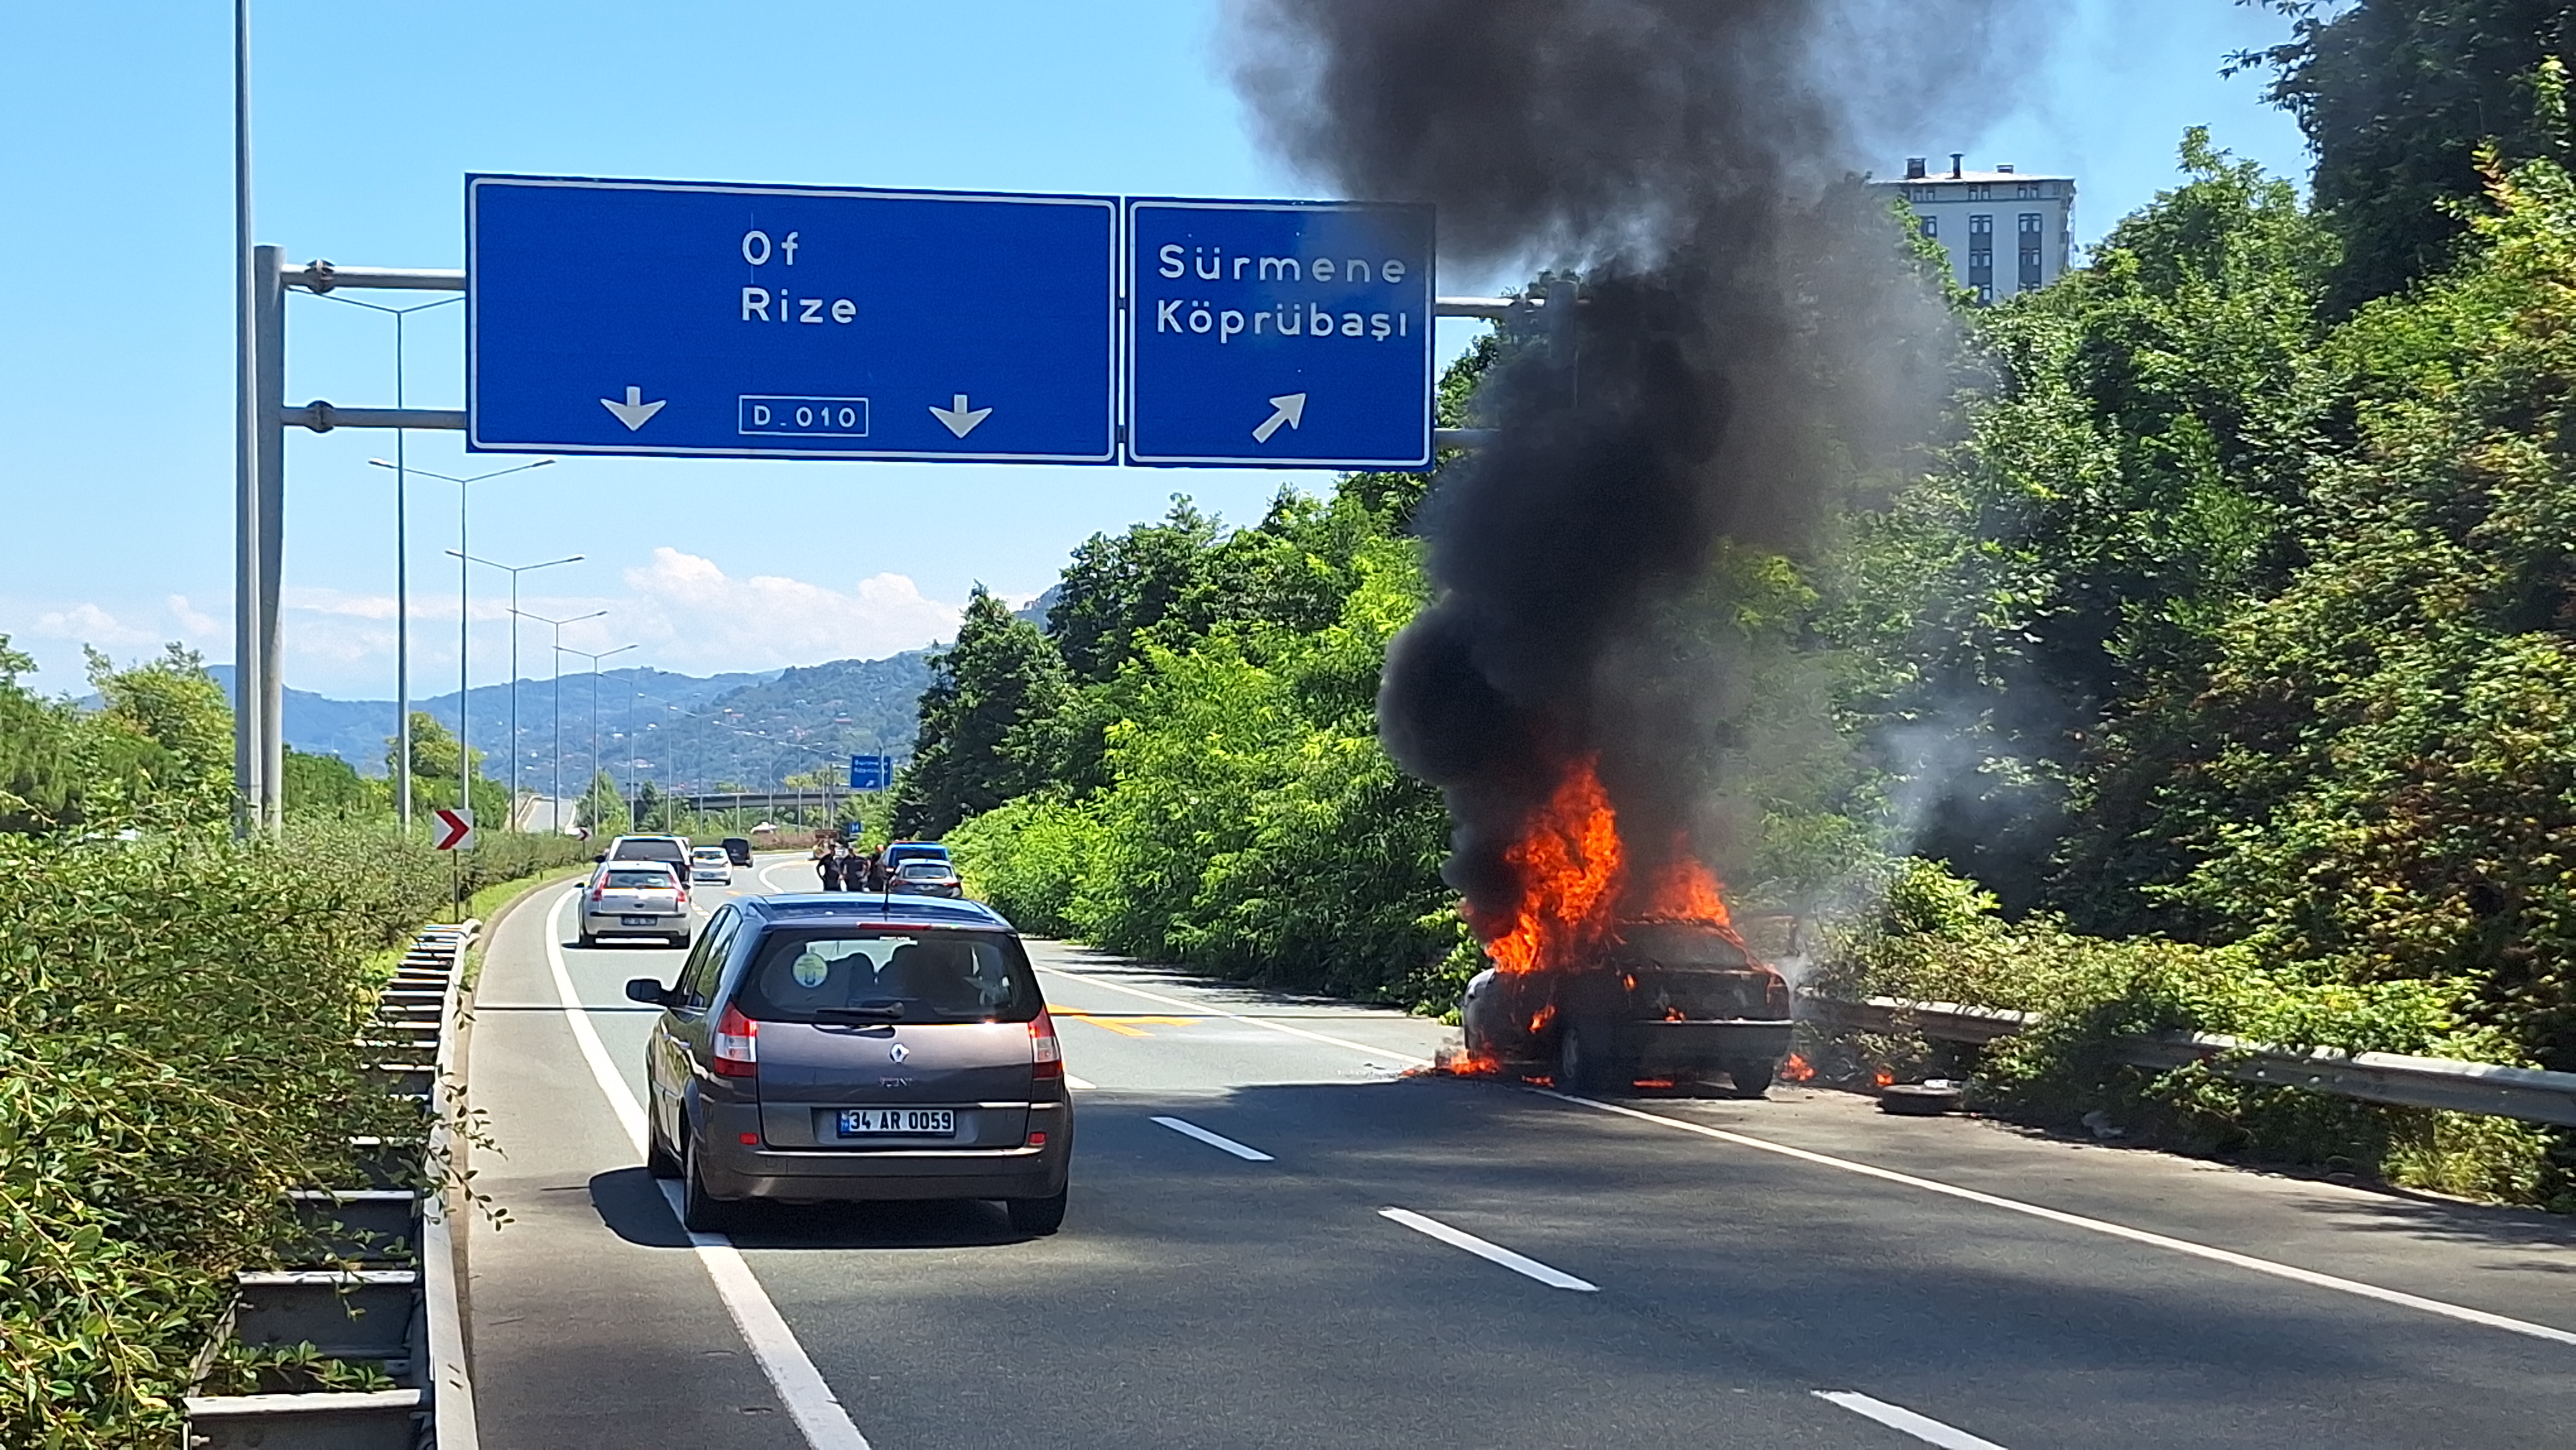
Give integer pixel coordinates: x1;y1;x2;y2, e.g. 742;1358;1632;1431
1997;164;2015;174
1904;156;1927;180
1949;152;1964;178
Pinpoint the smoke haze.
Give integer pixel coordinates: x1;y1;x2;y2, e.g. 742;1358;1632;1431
1229;0;2035;934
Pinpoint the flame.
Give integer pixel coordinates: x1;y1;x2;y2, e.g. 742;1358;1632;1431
1478;758;1625;973
1779;1053;1816;1084
1477;757;1750;974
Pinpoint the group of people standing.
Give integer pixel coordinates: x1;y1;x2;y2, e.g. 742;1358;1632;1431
811;837;892;892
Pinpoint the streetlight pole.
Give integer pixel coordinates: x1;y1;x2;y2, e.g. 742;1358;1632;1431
450;549;581;829
329;294;456;829
371;457;553;820
566;644;637;830
513;608;605;829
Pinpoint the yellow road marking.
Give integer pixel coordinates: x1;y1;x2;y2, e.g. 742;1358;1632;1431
1054;1010;1195;1038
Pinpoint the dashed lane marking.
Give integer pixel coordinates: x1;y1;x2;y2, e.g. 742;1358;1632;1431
1378;1207;1597;1291
1813;1393;2012;1449
1152;1116;1276;1161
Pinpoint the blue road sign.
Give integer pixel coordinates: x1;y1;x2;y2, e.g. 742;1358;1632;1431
1124;199;1434;469
849;754;893;791
468;176;1118;463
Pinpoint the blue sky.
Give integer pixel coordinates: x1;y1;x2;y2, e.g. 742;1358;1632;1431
0;1;2310;698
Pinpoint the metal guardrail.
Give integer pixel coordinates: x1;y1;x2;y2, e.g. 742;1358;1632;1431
1800;993;2576;1129
184;919;483;1450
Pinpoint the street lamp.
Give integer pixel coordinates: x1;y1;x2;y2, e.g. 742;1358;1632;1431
323;291;458;829
564;644;638;830
448;549;581;828
511;606;605;827
369;456;553;821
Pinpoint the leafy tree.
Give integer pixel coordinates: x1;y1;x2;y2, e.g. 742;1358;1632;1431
385;711;505;824
2236;2;2576;310
1046;500;1224;683
86;644;234;827
576;769;626;831
890;587;1071;837
280;748;378;818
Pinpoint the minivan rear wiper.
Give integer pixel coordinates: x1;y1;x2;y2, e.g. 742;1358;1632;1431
814;1003;905;1022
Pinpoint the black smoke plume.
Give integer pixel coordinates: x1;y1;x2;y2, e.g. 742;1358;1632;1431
1229;0;2029;935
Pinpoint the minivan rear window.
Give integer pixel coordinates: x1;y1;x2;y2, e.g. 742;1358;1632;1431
603;868;677;889
733;929;1041;1025
612;839;688;861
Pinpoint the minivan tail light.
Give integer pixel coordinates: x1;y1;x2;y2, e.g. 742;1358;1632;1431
1030;1010;1063;1082
713;1004;758;1077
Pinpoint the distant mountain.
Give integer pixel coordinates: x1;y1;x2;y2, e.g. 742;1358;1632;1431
207;654;927;793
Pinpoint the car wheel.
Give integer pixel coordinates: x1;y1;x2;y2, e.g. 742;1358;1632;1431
1727;1058;1776;1098
1006;1187;1068;1236
1557;1017;1612;1094
577;930;598;949
668;932;693;949
681;1129;736;1234
645;1117;681;1178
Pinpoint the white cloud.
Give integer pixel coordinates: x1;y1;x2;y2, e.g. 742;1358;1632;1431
616;548;961;674
31;602;156;649
167;594;222;636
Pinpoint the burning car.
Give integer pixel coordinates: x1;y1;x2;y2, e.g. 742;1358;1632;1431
1460;917;1793;1094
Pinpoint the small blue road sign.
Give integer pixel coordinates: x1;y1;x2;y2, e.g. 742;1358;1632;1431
468;176;1118;463
1124;199;1434;469
849;754;894;791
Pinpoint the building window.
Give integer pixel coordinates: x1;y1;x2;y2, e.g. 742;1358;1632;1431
2018;213;2042;234
2016;181;2039;198
1969;214;1993;236
2018;213;2044;290
1967;183;1992;200
1977;284;1995;304
1919;215;1937;239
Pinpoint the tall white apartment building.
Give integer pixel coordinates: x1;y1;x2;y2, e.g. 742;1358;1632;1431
1868;153;2077;304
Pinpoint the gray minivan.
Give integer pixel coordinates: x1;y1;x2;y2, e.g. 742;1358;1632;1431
626;894;1073;1234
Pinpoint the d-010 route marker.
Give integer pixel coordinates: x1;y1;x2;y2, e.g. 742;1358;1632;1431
431;807;476;852
467;175;1119;463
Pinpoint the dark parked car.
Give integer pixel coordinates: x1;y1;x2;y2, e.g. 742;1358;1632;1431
721;836;754;866
625;894;1072;1234
892;860;964;898
1459;920;1792;1095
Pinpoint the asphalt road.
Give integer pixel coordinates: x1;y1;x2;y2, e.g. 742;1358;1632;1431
463;857;2576;1449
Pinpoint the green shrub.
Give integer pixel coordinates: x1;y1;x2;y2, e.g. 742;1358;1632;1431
1818;858;2568;1208
0;822;586;1446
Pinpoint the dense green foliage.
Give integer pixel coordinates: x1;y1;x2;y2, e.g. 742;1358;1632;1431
2236;1;2576;311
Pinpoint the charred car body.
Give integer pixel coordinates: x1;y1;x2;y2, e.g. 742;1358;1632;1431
1460;920;1792;1095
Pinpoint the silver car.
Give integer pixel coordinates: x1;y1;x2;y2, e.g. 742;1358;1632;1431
690;846;733;885
891;859;964;898
626;895;1073;1235
580;861;694;949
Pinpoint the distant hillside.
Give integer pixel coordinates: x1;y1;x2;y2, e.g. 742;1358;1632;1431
206;654;927;793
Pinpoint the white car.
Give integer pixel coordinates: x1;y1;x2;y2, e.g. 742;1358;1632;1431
689;846;733;885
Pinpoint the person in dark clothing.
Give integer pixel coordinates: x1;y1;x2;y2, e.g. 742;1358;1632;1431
816;842;844;892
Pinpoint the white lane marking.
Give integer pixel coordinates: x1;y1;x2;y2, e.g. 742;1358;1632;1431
1813;1392;2010;1449
1378;1207;1597;1291
1152;1116;1275;1161
1540;1089;2576;1350
543;890;874;1450
1036;962;1432;1067
758;858;821;894
1066;1074;1100;1091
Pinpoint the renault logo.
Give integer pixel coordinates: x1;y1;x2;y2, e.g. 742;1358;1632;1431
888;1042;911;1064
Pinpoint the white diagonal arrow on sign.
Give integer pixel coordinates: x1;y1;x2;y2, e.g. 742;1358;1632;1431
600;386;667;431
1252;392;1308;443
929;393;994;438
